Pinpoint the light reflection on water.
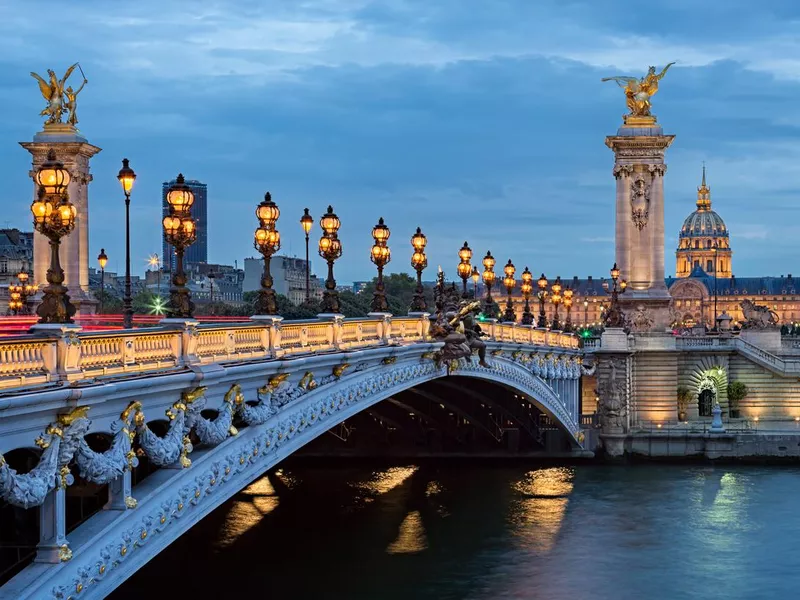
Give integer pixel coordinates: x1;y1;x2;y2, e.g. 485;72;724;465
114;464;800;600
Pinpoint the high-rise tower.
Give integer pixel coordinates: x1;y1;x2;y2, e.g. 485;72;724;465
162;178;207;271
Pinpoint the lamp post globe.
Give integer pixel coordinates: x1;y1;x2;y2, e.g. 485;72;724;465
318;205;343;314
31;149;77;324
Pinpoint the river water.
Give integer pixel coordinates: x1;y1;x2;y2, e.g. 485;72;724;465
113;463;800;599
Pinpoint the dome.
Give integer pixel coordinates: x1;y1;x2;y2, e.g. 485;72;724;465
678;165;729;239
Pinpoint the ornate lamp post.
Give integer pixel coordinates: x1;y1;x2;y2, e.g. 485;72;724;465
520;267;534;325
30;149;77;324
8;282;21;315
563;287;574;332
300;208;314;304
712;241;718;329
550;276;563;330
370;217;391;313
603;262;628;328
471;266;480;299
502;259;517;322
254;192;281;315
583;300;589;328
117;158;136;329
11;269;35;315
97;248;108;314
457;242;473;299
162;174;197;319
482;251;497;318
318;205;343;314
410;227;428;312
537;273;548;328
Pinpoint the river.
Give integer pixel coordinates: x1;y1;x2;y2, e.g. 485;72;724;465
112;463;800;599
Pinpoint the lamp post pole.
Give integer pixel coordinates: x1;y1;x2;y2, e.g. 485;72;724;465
410;227;428;312
30;149;77;324
550;276;562;330
537;273;548;328
471;266;479;300
117;159;136;329
97;249;107;314
481;251;497;319
318;205;343;314
162;174;197;319
502;259;517;323
300;208;314;304
712;242;718;329
254;193;281;315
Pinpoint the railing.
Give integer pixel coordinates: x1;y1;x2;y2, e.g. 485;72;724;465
0;314;580;393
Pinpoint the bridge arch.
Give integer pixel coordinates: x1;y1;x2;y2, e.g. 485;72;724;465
3;350;581;599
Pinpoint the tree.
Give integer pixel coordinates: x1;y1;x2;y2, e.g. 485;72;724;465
94;289;123;314
360;272;434;314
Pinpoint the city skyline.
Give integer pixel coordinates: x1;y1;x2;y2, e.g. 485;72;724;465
2;1;800;283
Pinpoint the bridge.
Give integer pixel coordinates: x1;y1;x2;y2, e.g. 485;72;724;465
0;314;582;599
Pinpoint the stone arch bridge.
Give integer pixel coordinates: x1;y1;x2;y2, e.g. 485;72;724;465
0;314;583;598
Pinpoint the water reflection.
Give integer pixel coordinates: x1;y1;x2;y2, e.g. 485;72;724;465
114;465;800;600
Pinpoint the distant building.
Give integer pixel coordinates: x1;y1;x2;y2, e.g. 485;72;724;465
162;178;208;272
186;262;244;303
0;229;34;285
352;281;369;294
243;256;322;305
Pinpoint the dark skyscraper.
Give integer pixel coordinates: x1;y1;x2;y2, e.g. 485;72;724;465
162;178;208;271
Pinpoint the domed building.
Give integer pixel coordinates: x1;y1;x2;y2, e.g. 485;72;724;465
675;167;732;278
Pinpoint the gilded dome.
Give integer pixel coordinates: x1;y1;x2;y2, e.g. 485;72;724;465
678;166;728;239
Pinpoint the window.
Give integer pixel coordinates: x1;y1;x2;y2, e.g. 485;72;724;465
694;240;699;249
694;260;700;268
707;260;713;272
706;240;712;249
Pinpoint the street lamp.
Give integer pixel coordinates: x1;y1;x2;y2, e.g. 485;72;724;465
11;269;34;316
410;227;428;312
148;254;162;296
318;205;343;314
482;251;497;319
471;266;480;299
370;217;391;313
162;173;197;319
550;276;563;330
503;259;517;322
8;282;21;315
300;208;314;304
537;273;548;328
457;241;473;299
563;287;574;332
117;158;136;329
583;300;589;328
712;241;718;329
603;262;628;328
254;192;281;315
97;248;108;314
30;149;77;324
520;267;534;325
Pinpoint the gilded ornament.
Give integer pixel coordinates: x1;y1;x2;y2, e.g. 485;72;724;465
59;465;71;488
58;406;90;426
210;478;216;485
194;489;200;498
99;565;106;574
239;456;246;464
77;583;83;593
267;372;290;390
381;357;397;365
120;401;141;424
58;544;73;562
30;63;88;126
124;496;137;509
178;502;184;511
223;384;243;406
225;466;231;474
182;386;207;405
229;425;239;436
299;371;317;390
601;62;675;119
332;363;350;378
140;530;147;540
160;515;166;524
120;546;127;556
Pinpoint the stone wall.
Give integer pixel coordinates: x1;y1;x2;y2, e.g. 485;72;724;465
632;351;678;423
729;355;800;418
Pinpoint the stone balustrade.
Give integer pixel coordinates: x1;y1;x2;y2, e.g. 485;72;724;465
0;315;578;393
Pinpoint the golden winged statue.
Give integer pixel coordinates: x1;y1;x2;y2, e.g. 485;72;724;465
602;62;675;117
30;63;87;126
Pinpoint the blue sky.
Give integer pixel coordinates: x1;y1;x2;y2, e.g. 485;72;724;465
1;0;799;283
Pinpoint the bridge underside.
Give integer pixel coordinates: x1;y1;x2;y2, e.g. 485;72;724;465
1;347;582;598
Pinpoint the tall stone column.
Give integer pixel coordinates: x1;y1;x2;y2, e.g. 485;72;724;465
606;115;674;330
21;125;101;315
